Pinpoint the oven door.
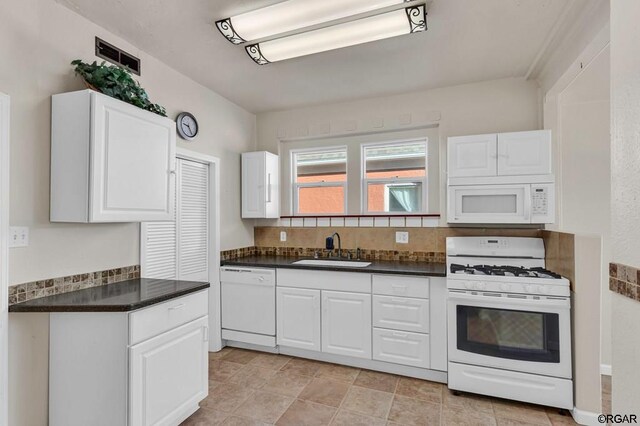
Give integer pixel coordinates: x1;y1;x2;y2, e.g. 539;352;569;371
447;290;571;379
447;184;531;224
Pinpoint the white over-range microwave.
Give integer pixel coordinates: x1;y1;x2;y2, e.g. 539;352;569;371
447;177;555;224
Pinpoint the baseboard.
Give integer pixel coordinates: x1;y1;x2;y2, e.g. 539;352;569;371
571;407;601;426
600;364;612;376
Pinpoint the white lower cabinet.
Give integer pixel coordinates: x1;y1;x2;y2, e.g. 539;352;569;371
129;317;209;426
373;328;430;369
322;291;372;359
272;271;446;377
49;290;209;426
277;287;321;351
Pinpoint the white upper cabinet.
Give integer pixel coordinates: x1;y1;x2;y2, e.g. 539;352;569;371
51;90;176;223
497;130;551;176
448;130;551;179
242;151;279;218
447;134;497;178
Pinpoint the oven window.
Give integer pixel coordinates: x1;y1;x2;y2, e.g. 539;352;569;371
457;305;560;363
461;194;518;214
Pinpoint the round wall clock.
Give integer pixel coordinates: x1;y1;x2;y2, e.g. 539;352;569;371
176;112;199;141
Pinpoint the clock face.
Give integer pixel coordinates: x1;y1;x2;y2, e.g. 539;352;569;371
177;112;198;141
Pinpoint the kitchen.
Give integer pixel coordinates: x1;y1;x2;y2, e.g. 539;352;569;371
0;0;636;425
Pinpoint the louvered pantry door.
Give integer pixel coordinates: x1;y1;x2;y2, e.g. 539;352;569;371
142;158;209;281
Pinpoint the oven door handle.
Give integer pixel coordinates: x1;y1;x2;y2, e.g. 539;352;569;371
447;291;570;309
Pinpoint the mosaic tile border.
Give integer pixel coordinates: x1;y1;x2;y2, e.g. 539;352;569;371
221;246;445;263
8;265;140;306
609;263;640;302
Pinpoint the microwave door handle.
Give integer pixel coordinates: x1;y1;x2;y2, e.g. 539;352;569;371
523;185;532;222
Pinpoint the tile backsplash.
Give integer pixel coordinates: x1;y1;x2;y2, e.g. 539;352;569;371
255;226;542;254
8;265;140;306
609;262;640;302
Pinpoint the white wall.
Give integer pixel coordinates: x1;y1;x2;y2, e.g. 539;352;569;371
0;0;256;286
257;77;541;223
0;0;256;424
610;0;640;414
557;47;612;368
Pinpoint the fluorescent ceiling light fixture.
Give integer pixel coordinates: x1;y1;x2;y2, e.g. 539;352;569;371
216;0;408;44
245;5;427;65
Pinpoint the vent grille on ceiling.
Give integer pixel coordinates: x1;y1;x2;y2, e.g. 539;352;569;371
95;37;141;75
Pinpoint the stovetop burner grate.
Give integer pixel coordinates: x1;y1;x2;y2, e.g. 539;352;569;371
449;263;562;279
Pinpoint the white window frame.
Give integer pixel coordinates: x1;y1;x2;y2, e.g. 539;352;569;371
361;139;428;215
291;146;348;216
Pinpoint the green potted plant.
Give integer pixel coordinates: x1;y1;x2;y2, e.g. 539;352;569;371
71;60;167;117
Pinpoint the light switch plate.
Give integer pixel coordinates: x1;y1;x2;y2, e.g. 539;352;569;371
9;226;29;248
280;231;287;242
395;231;409;244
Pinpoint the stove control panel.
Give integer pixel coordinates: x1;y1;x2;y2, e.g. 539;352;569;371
449;278;570;297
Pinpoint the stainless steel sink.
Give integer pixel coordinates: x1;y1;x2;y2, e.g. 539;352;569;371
292;259;371;268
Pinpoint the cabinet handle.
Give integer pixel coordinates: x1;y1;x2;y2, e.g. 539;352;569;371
203;326;209;342
168;303;185;311
267;173;272;203
169;170;176;175
392;331;408;338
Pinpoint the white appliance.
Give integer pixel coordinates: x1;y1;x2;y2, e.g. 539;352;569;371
446;237;573;410
221;267;276;347
447;130;555;224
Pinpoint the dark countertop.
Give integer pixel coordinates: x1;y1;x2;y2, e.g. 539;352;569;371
9;278;210;313
221;256;446;277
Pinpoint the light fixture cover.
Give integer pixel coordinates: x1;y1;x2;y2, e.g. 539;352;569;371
245;5;427;65
216;0;407;44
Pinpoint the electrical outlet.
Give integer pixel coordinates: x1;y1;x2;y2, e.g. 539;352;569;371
395;231;409;244
280;231;287;242
9;226;29;248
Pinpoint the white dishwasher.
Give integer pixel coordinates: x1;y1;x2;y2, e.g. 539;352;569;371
221;267;276;347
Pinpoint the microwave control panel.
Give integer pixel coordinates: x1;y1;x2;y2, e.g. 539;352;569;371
531;183;555;224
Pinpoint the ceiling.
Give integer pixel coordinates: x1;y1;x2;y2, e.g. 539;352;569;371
57;0;575;113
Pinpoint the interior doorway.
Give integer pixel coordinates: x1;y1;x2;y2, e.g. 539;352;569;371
141;148;221;351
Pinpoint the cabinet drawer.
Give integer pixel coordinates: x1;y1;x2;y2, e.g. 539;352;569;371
221;267;275;285
373;328;430;369
130;290;208;345
373;275;429;299
277;269;371;293
373;295;429;333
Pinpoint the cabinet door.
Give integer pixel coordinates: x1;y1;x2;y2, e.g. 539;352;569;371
90;93;176;222
242;152;266;218
497;130;551;176
264;153;280;219
277;287;321;351
447;134;497;178
129;316;208;426
322;291;372;359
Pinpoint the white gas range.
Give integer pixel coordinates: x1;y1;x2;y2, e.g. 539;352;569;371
446;237;573;410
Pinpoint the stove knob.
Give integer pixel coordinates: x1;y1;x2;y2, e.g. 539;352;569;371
475;282;486;290
524;284;533;293
464;281;473;290
500;283;511;292
538;285;549;294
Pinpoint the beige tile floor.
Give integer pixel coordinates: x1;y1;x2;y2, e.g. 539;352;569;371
182;348;578;426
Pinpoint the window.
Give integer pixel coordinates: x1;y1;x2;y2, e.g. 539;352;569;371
363;140;427;214
293;148;347;215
